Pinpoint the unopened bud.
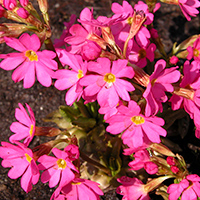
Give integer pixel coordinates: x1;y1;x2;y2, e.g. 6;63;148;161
167;156;176;166
81;41;101;61
3;0;17;10
16;7;29;19
144;161;158;174
19;0;29;7
169;55;179;65
150;28;159;39
171;165;179;174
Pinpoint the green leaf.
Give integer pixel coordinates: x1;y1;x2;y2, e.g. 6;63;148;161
72;117;96;131
59;105;80;121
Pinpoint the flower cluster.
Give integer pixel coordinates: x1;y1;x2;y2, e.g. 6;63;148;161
0;0;200;199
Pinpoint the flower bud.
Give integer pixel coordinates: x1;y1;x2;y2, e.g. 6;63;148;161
171;165;179;174
167;156;176;166
169;55;179;65
16;7;29;19
150;28;158;39
3;0;17;10
81;41;101;61
144;161;158;174
19;0;29;7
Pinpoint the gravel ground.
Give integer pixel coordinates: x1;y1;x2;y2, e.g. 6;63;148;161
0;0;199;199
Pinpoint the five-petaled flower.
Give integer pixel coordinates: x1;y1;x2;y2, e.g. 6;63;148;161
0;33;58;88
79;57;135;108
0;141;39;193
38;148;78;188
106;100;167;149
9;103;35;146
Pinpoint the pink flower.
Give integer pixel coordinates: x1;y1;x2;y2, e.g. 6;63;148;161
167;174;200;200
143;59;180;116
51;178;104;200
17;7;29;19
134;1;154;25
98;100;123;121
170;166;179;174
81;40;101;61
3;0;17;10
64;8;99;54
38;148;78;188
64;144;80;161
128;149;150;170
116;176;150;200
19;0;29;7
0;33;58;88
169;55;179;65
178;0;200;21
128;40;156;68
167;156;176;166
9;103;35;146
170;60;200;138
54;51;87;105
144;162;158;175
79;58;135;107
106;100;167;149
111;1;152;47
0;141;39;193
187;37;200;61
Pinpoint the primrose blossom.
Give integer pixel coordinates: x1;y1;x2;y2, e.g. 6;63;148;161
54;51;87;105
38;147;78;188
143;59;180;116
116;176;150;200
162;0;200;21
106;100;167;149
187;37;200;61
0;141;39;193
9;103;35;146
128;149;158;175
170;60;200;138
111;1;153;48
64;7;100;55
167;174;200;200
51;178;104;200
128;40;156;68
0;33;58;88
80;57;135;108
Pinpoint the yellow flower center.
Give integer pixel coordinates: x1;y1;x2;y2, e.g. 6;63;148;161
57;158;67;169
77;69;84;79
127;17;133;25
25;50;38;61
29;124;34;137
25;153;32;163
131;116;145;125
71;182;81;185
139;49;146;58
104;73;116;83
193;48;199;58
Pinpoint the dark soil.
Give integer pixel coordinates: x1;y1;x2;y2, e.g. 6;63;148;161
0;0;199;199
